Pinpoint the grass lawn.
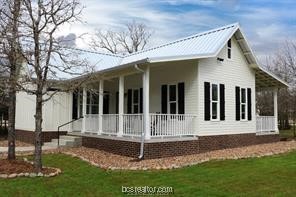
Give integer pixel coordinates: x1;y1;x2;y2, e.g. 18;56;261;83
1;152;296;197
280;128;296;138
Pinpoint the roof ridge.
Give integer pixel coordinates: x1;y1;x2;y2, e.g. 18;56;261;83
123;22;239;58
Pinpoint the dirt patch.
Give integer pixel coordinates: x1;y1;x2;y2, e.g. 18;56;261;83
63;140;296;170
0;159;56;174
0;140;32;147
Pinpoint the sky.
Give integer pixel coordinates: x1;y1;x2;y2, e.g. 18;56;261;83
59;0;296;63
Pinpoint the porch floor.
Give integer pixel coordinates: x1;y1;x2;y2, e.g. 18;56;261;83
67;132;198;143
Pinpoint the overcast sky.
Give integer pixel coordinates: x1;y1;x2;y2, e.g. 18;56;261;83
59;0;296;63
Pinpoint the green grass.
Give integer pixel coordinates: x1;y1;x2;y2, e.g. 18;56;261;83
1;152;296;197
280;128;296;138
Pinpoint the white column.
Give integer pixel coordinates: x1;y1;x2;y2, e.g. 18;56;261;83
118;76;124;136
68;91;73;132
98;80;104;134
143;66;150;140
273;88;279;132
81;87;87;133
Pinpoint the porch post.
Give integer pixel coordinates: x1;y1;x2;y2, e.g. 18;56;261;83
68;91;73;132
273;88;279;132
143;65;151;140
98;80;104;134
118;76;124;136
81;87;87;133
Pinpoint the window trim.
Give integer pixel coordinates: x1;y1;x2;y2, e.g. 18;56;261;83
167;84;178;114
210;83;220;121
240;88;247;121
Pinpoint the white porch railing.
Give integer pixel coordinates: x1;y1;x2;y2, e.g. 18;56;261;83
123;114;143;136
85;114;99;133
256;116;275;133
150;114;197;137
102;114;119;135
76;113;198;138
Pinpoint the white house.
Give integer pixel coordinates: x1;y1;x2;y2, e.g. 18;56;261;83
15;23;288;159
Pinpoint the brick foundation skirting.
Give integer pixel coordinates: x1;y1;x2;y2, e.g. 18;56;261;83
81;133;280;159
15;129;67;144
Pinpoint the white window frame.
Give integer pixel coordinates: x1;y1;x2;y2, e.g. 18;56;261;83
227;39;231;59
86;91;99;114
240;88;247;121
168;84;178;114
210;83;220;121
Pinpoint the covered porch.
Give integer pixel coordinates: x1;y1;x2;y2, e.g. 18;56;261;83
70;60;198;139
255;67;288;135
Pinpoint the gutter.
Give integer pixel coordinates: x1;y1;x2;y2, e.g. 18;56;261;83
134;64;146;160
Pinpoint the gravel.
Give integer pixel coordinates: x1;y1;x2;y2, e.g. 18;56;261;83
62;140;296;170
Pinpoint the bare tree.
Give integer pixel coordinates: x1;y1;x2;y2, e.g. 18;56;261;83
91;21;152;54
262;41;296;132
12;0;96;173
0;0;22;160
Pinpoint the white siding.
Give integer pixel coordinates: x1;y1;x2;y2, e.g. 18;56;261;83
197;36;256;136
16;91;71;132
150;61;198;114
121;60;198;114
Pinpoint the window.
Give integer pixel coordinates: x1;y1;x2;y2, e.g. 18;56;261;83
86;91;99;114
78;90;83;118
133;89;139;113
235;86;252;121
211;84;219;120
169;85;177;114
227;39;231;59
241;88;246;120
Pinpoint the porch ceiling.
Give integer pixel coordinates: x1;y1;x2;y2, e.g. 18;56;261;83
255;67;289;89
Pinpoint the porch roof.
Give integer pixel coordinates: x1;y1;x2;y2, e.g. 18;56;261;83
255;66;289;88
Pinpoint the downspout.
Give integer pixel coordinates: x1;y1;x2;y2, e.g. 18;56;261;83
134;64;145;159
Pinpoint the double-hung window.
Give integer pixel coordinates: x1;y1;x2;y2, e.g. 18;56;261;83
211;84;219;120
241;88;247;120
204;82;225;121
168;85;177;114
133;89;139;113
86;91;99;114
235;86;252;121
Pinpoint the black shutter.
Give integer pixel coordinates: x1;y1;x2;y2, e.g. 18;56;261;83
115;92;119;114
235;86;240;121
127;89;132;114
204;82;210;121
72;91;78;119
220;84;225;120
178;82;185;114
161;85;167;114
140;88;143;113
247;88;252;121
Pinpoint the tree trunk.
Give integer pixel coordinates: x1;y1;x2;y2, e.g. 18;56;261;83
34;92;43;173
7;79;16;160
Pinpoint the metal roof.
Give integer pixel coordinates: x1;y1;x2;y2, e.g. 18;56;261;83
55;23;288;87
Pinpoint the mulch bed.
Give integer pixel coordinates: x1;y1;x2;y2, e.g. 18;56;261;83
0;140;32;147
0;159;55;175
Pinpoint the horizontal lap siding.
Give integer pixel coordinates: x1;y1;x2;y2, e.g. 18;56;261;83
16;90;70;131
198;37;256;136
149;60;198;115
